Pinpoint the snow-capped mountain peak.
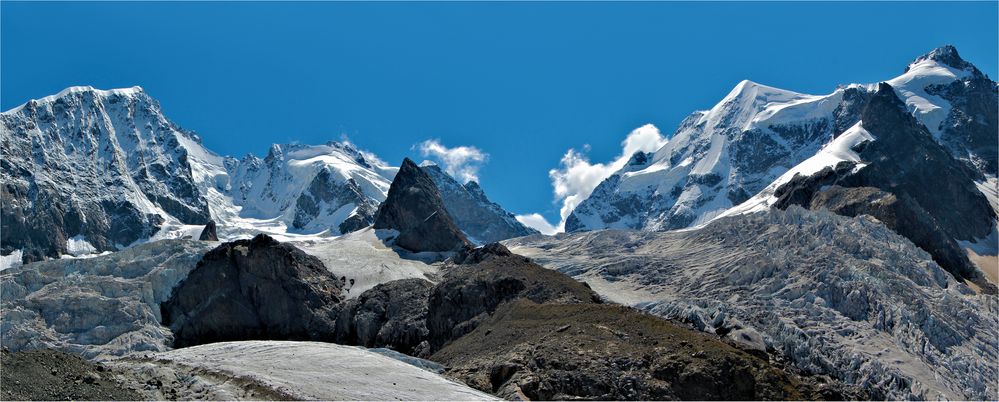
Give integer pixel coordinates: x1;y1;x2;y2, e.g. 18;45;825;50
905;45;978;74
708;79;813;131
567;46;996;234
2;85;218;260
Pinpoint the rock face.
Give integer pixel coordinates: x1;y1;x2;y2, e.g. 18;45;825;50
334;278;433;357
426;246;600;350
198;220;218;241
330;243;599;356
433;300;866;401
161;234;343;348
373;158;470;252
910;45;998;176
808;186;975;284
1;87;211;262
421;165;538;243
290;166;381;234
854;83;995;241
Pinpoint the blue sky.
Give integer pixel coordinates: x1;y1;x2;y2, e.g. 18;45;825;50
3;1;997;229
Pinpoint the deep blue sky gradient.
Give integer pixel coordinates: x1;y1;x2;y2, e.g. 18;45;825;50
3;1;997;222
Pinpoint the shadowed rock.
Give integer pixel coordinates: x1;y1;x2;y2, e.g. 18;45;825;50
198;220;218;241
334;278;433;357
373;158;470;252
161;234;343;347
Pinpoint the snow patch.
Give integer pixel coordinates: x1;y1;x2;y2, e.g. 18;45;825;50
716;121;873;220
65;235;97;256
0;250;23;271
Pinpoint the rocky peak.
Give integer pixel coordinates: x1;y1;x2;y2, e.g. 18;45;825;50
905;45;975;73
867;82;910;117
264;144;284;164
374;158;470;252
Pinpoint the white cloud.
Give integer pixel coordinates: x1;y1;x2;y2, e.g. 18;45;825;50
416;139;488;183
548;124;667;231
515;213;558;236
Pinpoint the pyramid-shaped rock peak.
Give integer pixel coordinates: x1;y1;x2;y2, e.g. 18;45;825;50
374;158;470;252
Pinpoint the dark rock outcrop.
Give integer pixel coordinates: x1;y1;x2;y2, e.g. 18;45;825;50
427;248;600;351
421;165;538;243
856;83;995;241
334;278;433;357
198;220;218;241
373;158;470;252
432;300;867;401
161;234;343;347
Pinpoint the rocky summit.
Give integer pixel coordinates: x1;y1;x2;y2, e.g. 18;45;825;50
373;158;471;252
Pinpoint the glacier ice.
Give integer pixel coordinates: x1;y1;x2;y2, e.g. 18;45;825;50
507;207;999;400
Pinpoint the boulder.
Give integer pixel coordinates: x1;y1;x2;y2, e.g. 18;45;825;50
161;234;343;347
373;158;470;252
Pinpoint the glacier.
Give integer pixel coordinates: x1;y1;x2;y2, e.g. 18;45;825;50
507;207;998;400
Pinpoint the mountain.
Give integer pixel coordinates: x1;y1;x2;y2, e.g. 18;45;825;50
421;164;538;243
1;87;535;263
0;86;396;262
726;83;995;287
566;45;998;234
224;142;396;235
0;87;218;262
